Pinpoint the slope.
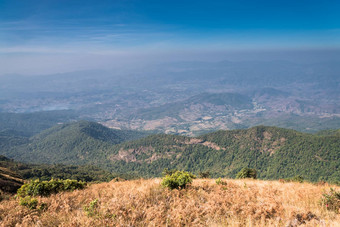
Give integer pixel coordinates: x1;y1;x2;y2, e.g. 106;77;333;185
1;121;149;165
1;179;339;226
0;111;77;137
2;123;339;182
0;156;24;193
103;126;340;182
0;155;120;182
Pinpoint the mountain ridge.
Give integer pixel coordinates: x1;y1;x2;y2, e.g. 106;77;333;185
1;122;338;182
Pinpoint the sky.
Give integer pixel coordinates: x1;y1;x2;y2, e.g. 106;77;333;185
0;0;340;75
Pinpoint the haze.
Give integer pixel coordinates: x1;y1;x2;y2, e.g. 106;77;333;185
1;0;340;75
0;0;339;135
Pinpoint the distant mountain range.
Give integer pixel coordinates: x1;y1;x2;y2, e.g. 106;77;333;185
1;60;339;135
1;121;339;182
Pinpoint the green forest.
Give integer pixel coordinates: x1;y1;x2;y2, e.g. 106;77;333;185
1;121;338;183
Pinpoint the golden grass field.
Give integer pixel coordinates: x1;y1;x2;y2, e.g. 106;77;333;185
0;178;339;227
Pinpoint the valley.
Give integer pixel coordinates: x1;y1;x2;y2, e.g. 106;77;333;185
1;61;339;136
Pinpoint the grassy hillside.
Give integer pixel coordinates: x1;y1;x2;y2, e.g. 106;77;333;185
0;178;339;226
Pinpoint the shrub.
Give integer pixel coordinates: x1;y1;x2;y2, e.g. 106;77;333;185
236;168;257;179
162;168;177;177
19;196;38;210
320;188;340;213
215;178;227;186
17;179;86;197
161;170;195;190
84;199;99;217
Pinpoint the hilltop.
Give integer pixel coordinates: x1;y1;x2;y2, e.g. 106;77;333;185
0;178;339;226
1;121;149;165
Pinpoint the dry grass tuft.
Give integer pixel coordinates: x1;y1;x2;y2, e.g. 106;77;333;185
0;178;339;226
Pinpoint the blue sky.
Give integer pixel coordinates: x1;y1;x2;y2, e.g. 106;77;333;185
0;0;340;74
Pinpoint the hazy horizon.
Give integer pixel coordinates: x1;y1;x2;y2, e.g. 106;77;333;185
1;0;340;75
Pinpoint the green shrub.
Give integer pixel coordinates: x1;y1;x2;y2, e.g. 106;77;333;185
19;196;38;209
320;188;340;213
17;178;86;197
161;170;195;190
84;199;99;217
236;168;257;179
215;177;227;186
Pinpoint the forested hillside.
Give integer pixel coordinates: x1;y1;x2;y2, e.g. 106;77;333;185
100;126;339;182
0;111;77;136
1;121;149;165
0;155;119;183
1;121;337;182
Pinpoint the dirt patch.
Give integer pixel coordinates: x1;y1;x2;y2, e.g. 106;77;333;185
202;141;226;151
263;131;272;140
184;139;226;151
109;149;137;162
109;146;175;163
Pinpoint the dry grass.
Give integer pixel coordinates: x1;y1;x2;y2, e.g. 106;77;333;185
0;178;339;226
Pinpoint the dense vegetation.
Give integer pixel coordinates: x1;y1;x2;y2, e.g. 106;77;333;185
90;126;338;182
316;128;340;136
17;179;86;197
1;121;339;183
236;167;257;179
1;121;149;165
161;170;195;190
0;162;24;193
0;155;119;182
0;111;77;137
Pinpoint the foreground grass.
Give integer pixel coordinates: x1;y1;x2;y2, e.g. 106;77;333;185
0;178;339;226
